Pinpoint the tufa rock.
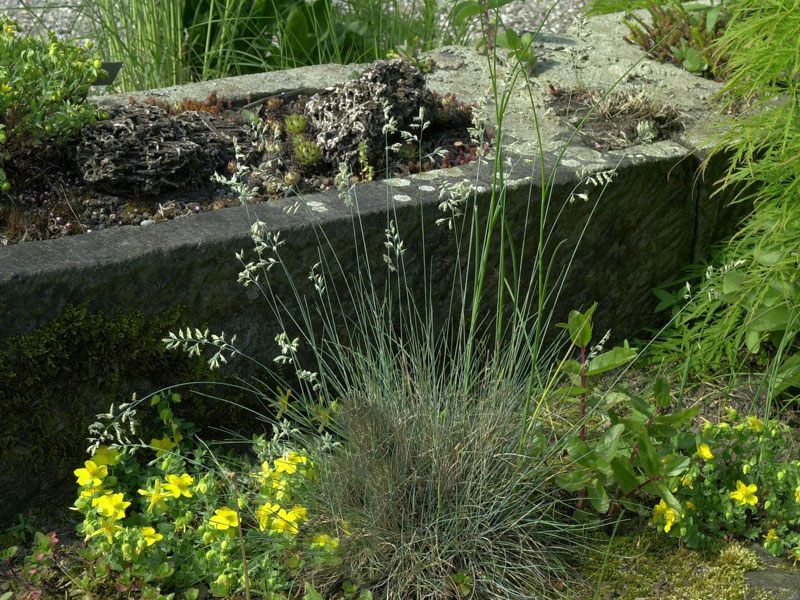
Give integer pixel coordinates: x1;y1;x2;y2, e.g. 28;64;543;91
77;104;238;195
304;59;435;169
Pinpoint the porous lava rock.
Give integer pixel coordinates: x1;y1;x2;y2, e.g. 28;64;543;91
303;59;435;169
77;104;237;195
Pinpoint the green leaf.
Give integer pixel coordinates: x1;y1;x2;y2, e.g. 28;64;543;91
610;456;639;494
745;329;761;353
748;305;790;332
626;390;655;418
0;593;12;600
661;454;690;477
647;424;678;439
450;0;516;26
755;249;782;266
722;270;744;295
586;343;637;376
556;469;593;492
653;405;700;425
636;433;661;478
650;480;682;514
588;478;610;514
304;584;325;600
496;29;521;50
597;423;625;460
557;304;596;347
652;377;670;409
566;435;593;467
654;287;676;312
706;5;721;32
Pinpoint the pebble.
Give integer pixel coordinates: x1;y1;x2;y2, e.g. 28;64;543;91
140;219;155;227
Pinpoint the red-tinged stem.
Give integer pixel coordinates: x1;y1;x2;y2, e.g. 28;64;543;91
579;343;587;440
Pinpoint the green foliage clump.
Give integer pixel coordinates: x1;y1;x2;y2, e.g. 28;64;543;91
586;0;728;78
656;414;800;559
0;18;107;191
293;136;322;166
648;1;800;397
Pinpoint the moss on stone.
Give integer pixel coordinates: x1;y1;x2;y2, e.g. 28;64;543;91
577;523;788;600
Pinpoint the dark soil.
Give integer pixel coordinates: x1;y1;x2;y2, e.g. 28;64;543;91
0;78;488;245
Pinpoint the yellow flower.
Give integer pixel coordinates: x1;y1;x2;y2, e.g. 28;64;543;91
95;492;130;521
4;24;14;35
697;443;714;461
747;416;765;433
290;504;307;522
253;461;273;486
652;499;667;524
269;508;299;536
256;502;281;531
311;534;339;550
141;526;163;546
764;529;779;542
686;501;696;510
663;508;680;533
1;83;12;94
138;479;170;513
680;476;693;489
90;518;123;543
164;474;194;498
209;507;239;531
272;473;289;501
730;480;758;506
91;446;119;466
274;451;307;475
795;485;800;504
80;485;107;500
149;436;177;457
74;460;108;487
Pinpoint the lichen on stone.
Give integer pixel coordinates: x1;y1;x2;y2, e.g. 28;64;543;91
303;58;435;170
77;104;237;194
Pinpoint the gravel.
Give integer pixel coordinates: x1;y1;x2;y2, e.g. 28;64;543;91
0;0;590;43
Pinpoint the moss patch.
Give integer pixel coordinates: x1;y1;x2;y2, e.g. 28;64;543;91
0;304;274;527
578;523;786;600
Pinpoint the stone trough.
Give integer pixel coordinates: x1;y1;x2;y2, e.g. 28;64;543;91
0;12;747;521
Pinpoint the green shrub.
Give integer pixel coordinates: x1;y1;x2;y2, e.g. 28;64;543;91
648;0;800;400
0;17;106;191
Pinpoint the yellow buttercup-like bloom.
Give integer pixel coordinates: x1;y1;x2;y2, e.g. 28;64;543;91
91;446;119;466
663;508;680;533
697;443;714;461
652;499;667;524
91;518;123;543
209;506;239;530
764;529;779;542
746;416;765;433
730;480;758;506
138;479;170;513
95;492;130;521
270;508;300;535
311;533;339;550
74;460;108;487
164;473;194;498
141;526;163;546
795;485;800;504
255;502;281;532
149;436;177;457
680;476;693;489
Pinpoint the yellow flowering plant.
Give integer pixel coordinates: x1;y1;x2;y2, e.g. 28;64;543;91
657;413;800;557
65;391;338;599
0;17;107;192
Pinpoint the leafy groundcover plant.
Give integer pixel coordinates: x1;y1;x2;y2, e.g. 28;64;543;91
0;17;107;192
